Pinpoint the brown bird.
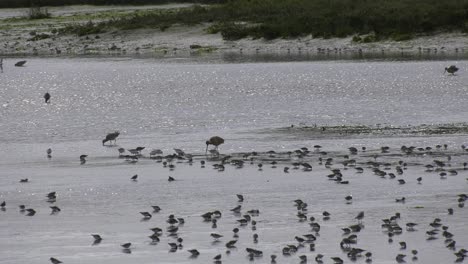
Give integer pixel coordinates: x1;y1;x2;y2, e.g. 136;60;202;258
206;136;224;153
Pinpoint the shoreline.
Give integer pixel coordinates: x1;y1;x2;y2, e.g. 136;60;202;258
1;5;468;59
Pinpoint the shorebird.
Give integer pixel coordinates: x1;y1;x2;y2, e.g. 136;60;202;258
15;60;27;67
121;243;132;249
92;234;102;244
102;131;119;145
355;211;364;223
131;174;138;181
1;201;5;209
50;257;62;264
44;92;51;104
149;149;163;157
46;148;52;158
206;136;224;153
50;206;61;214
80;155;87;164
140;212;152;219
188;249;200;257
445;65;459;75
210;233;223;240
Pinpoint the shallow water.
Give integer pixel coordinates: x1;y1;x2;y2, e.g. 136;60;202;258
0;57;467;264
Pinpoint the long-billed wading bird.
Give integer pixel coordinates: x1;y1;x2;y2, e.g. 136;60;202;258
102;131;120;146
50;257;62;264
15;60;27;67
206;136;224;153
445;65;459;75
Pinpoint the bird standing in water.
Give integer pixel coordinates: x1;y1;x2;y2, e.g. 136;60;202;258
444;65;459;75
44;93;51;104
206;136;224;153
102;131;120;146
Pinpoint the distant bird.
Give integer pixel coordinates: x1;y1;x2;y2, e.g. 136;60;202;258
44;92;51;104
15;60;27;67
445;65;459;75
417;177;422;184
121;243;132;249
168;176;175;182
19;178;28;183
206;136;224;153
237;194;244;202
1;201;5;209
188;249;200;257
355;211;364;223
211;233;223;240
102;131;119;146
92;234;102;244
140;212;152;219
50;206;61;214
149;149;163;157
50;257;62;264
345;195;353;203
47;148;52;158
152;205;161;212
131;174;138;181
80;155;87;164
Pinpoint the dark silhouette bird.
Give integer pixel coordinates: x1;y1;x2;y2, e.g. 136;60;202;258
140;212;152;219
19;178;29;183
131;174;138;181
168;176;175;182
91;234;102;244
355;211;364;223
237;194;244;202
80;155;87;164
211;233;223;240
47;148;52;158
50;206;61;214
44;92;51;104
1;201;5;209
121;243;131;249
102;131;119;146
50;257;62;264
15;60;27;67
445;65;459;75
206;136;224;153
188;249;200;257
152;205;161;212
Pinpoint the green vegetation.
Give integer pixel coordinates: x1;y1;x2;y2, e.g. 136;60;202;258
27;6;51;19
53;0;468;41
0;0;226;8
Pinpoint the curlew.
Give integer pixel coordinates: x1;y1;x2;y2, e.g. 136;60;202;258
206;136;224;153
445;65;459;75
15;60;27;67
102;131;119;146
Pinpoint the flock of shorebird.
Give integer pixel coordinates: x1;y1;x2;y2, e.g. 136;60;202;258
3;130;467;264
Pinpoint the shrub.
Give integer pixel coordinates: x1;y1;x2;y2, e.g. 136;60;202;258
27;6;51;19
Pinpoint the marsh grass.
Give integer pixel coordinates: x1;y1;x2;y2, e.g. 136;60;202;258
27;6;51;19
57;0;468;40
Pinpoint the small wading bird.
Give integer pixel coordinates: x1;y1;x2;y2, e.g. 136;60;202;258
206;136;224;153
50;257;62;264
44;92;51;104
15;60;27;67
102;131;120;146
444;65;459;75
